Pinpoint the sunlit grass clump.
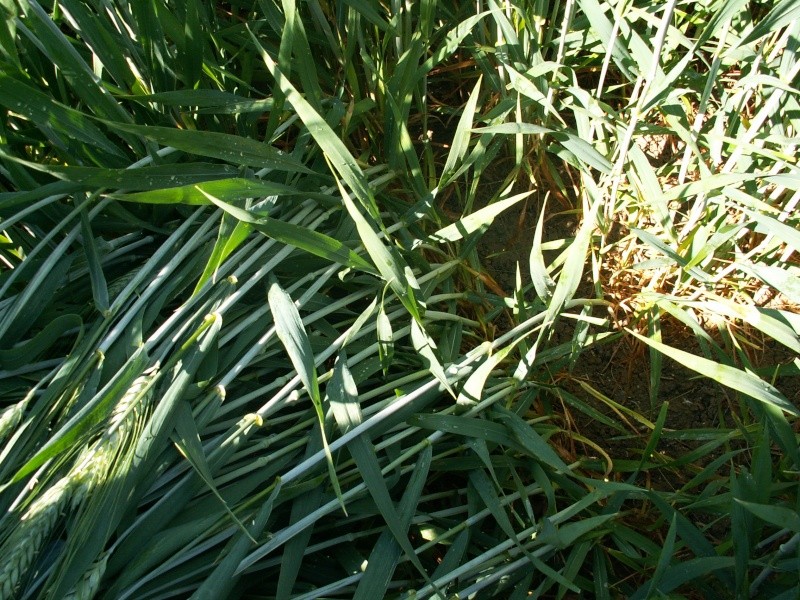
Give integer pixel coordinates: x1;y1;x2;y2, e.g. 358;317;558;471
0;0;798;598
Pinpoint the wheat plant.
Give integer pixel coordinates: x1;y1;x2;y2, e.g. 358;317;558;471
0;0;798;598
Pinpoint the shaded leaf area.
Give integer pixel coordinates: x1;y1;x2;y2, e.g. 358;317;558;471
0;0;798;599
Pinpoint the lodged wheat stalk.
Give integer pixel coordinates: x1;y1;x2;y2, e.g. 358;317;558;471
0;366;156;600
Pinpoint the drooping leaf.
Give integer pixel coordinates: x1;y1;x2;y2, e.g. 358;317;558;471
268;280;346;512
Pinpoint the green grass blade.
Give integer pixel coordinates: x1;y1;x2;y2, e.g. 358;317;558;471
190;480;282;600
376;303;394;375
125;0;171;90
0;245;74;346
193;214;252;296
201;191;375;273
647;309;663;409
268;280;346;512
494;408;570;473
341;0;391;31
419;11;489;74
179;0;204;88
0;74;126;159
341;297;378;348
124;90;274;114
440;76;482;185
627;329;799;416
346;433;439;593
539;513;618;551
172;401;256;543
643;513;678;599
130;313;222;473
41;164;239;192
737;0;800;47
410;319;455;398
276;434;325;600
20;0;132;123
630;226;711;283
105;122;314;173
282;0;325;109
470;468;580;594
0;350;139;486
515;197;599;379
410;413;516;447
260;0;292;139
693;299;800;355
740;205;800;254
384;91;427;198
353;444;432;600
628;145;674;241
457;343;512;408
80;208;110;315
430;192;531;243
268;280;320;410
738;263;800;306
0;313;82;370
736;499;800;533
529;200;555;303
0;180;80;211
56;0;136;90
335;178;422;321
0;0;19;67
632;557;737;600
328;351;363;433
249;27;379;218
114;177;334;204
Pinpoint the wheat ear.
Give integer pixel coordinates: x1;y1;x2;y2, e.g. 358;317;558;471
0;366;156;600
62;551;109;600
